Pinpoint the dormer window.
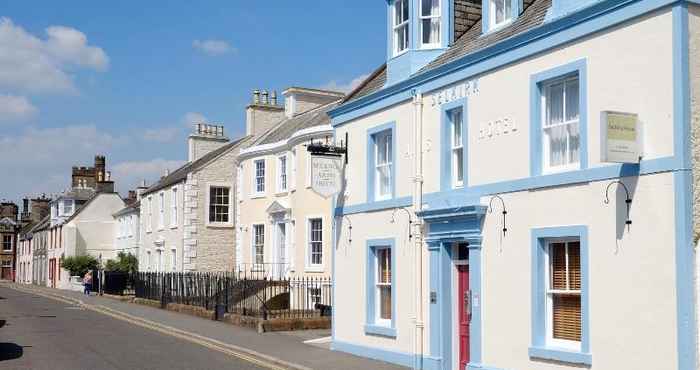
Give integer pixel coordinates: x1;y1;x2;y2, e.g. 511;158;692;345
491;0;513;29
393;0;410;56
420;0;441;47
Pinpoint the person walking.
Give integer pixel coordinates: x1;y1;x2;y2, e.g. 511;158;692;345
83;271;93;295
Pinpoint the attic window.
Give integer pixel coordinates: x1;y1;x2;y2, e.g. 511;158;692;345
393;0;410;55
420;0;441;47
491;0;513;29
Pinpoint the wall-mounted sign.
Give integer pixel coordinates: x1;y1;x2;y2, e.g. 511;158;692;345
431;79;480;106
478;117;517;140
310;156;343;198
601;111;642;163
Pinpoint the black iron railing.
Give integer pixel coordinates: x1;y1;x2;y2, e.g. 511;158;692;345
129;271;331;320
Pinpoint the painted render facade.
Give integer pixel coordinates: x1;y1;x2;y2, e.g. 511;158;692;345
329;1;698;370
237;87;342;281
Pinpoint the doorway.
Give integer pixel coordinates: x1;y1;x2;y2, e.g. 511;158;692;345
454;242;470;369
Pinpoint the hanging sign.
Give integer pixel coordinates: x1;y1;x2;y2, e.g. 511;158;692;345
310;156;343;198
601;111;642;163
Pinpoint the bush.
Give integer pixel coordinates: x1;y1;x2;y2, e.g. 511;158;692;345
61;255;98;277
104;252;138;274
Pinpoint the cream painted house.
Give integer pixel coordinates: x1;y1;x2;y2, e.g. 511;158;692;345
237;87;342;282
329;1;698;370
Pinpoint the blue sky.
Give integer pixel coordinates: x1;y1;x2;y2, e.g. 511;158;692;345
0;1;386;205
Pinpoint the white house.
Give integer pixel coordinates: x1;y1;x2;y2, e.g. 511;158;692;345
113;200;141;260
236;87;342;308
329;1;698;370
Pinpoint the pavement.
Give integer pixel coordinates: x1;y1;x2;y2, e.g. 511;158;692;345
0;283;408;370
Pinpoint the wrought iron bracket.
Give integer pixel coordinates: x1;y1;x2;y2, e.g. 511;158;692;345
604;180;633;226
488;195;508;237
391;208;413;241
337;215;353;245
306;133;349;164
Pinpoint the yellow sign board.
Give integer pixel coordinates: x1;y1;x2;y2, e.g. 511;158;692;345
601;111;641;163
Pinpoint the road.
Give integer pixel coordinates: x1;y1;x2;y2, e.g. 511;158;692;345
0;286;268;370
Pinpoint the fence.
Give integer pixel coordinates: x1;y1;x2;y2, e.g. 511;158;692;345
129;271;332;320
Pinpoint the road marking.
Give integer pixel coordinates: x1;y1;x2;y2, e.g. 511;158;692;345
1;284;312;370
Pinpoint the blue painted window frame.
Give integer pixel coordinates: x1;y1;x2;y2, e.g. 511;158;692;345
367;122;397;203
482;0;523;34
530;59;588;177
365;238;397;338
530;225;591;365
440;98;468;191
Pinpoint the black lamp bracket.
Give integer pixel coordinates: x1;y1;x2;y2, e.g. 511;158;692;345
391;208;413;241
604;180;633;226
488;195;508;237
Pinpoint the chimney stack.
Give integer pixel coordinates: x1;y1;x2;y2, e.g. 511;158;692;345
188;123;229;162
246;88;285;137
136;180;148;200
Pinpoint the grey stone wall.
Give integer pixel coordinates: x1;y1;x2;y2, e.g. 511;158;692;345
185;138;252;272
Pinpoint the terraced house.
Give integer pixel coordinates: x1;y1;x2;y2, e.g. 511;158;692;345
237;87;342;283
329;1;699;370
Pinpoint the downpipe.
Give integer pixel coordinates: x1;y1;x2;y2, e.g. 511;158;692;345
412;90;425;370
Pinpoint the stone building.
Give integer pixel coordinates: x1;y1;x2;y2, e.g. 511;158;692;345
0;202;19;280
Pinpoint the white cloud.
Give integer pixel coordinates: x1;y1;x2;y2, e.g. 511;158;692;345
182;112;208;128
0;124;122;201
0;94;38;123
192;39;234;56
0;17;109;94
320;73;370;93
112;159;186;193
143;126;183;143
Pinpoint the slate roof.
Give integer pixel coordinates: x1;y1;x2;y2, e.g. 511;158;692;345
343;0;549;103
113;200;140;217
143;135;252;195
254;100;341;146
54;188;95;202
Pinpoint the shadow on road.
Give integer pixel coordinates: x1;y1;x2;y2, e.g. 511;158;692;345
0;343;23;361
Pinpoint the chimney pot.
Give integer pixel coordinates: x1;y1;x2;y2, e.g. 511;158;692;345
271;90;278;106
261;90;269;105
253;90;261;104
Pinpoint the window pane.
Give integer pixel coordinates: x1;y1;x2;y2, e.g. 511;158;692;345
379;286;392;320
546;82;564;126
550;242;567;290
568;242;581;290
422;19;440;45
378;248;391;284
565;79;579;122
553;294;582;341
421;0;439;16
401;0;409;22
495;0;505;24
452;110;463;146
455;149;464;183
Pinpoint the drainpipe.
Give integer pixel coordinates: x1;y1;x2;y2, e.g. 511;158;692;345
412;90;425;370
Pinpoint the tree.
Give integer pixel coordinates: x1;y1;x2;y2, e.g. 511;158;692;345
61;255;98;277
104;252;138;274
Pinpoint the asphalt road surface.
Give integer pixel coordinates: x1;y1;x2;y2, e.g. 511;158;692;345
0;286;268;370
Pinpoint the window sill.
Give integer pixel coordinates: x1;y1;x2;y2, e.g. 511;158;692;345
364;324;396;338
170;225;178;230
528;346;591;365
304;266;324;273
275;191;288;197
250;193;266;199
205;222;234;229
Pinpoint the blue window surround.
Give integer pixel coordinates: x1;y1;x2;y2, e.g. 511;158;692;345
332;2;697;370
482;0;523;34
530;225;591;365
529;58;588;177
364;238;397;338
367;122;397;203
440;98;468;191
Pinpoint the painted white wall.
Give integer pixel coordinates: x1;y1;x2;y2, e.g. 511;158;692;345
333;7;682;370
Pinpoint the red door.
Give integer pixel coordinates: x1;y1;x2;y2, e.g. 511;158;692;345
458;265;470;368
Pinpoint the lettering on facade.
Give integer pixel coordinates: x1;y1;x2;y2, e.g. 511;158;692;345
600;111;642;163
431;79;480;106
310;156;343;198
478;118;517;140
